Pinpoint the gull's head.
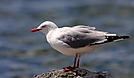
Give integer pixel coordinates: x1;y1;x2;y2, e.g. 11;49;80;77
30;21;58;34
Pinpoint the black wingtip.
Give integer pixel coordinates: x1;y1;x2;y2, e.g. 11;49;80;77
121;36;130;39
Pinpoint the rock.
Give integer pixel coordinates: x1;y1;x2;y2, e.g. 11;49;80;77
33;68;113;78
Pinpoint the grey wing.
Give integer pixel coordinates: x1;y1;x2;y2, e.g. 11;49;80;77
57;26;107;48
73;25;96;30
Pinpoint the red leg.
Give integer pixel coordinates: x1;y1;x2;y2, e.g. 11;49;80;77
76;54;80;68
73;54;78;68
63;54;78;71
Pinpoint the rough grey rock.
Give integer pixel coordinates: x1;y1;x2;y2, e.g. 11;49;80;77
33;68;113;78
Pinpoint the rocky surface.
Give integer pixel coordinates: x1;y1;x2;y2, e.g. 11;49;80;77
33;68;113;78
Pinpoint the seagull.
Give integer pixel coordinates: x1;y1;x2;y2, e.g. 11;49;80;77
30;21;129;71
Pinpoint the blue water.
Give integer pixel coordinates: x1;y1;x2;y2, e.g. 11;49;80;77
0;0;134;78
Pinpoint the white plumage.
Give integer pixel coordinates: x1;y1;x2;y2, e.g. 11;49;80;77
30;21;129;69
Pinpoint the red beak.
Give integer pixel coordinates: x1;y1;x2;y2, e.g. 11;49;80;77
30;28;41;32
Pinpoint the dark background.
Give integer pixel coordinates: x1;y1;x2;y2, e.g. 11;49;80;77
0;0;133;78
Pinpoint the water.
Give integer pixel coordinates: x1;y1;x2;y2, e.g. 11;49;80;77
0;0;134;78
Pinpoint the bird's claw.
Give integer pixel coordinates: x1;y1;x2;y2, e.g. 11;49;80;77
63;66;75;72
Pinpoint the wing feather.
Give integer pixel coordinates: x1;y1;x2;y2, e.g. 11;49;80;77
57;26;107;48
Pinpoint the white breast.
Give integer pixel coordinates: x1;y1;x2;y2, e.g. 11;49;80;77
46;29;98;56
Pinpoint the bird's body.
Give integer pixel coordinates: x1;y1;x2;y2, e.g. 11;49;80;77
46;26;99;56
30;21;129;70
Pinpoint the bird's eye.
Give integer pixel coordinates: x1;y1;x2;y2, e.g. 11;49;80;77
42;25;46;28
